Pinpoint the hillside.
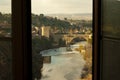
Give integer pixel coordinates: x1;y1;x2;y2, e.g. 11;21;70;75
45;13;92;20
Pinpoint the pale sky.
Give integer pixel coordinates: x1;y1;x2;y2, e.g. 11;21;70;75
32;0;93;14
0;0;11;13
0;0;92;14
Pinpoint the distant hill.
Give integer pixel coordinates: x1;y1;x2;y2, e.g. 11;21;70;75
45;13;92;20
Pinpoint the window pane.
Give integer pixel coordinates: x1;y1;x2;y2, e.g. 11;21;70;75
101;0;120;80
0;0;11;37
0;40;12;80
32;0;93;80
101;0;120;38
0;0;12;80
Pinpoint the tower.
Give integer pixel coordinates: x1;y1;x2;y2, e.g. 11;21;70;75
41;26;50;38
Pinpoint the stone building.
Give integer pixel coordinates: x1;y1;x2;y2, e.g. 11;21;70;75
41;26;50;38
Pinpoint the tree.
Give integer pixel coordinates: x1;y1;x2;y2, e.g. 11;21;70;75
64;17;67;21
58;38;66;46
39;14;44;18
31;13;72;30
32;37;43;80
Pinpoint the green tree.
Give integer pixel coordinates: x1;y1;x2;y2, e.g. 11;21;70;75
32;37;43;80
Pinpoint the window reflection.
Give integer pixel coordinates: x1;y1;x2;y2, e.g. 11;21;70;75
102;0;120;38
0;41;12;80
0;12;11;37
0;0;12;80
0;0;11;37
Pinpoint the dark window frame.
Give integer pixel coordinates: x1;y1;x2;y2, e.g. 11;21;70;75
12;0;32;80
0;0;100;80
93;0;101;80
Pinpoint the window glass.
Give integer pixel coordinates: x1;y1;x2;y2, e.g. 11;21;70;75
0;0;11;37
0;40;12;80
32;0;93;80
101;0;120;38
0;0;12;80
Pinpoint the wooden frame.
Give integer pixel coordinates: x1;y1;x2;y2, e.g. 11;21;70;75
12;0;32;80
93;0;101;80
11;0;100;80
100;0;120;80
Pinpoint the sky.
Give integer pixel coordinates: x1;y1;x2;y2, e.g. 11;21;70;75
32;0;93;14
0;0;92;14
0;0;11;13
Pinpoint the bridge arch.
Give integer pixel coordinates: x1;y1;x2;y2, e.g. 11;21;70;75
69;37;87;44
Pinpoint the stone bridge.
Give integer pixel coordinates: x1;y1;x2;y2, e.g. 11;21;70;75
53;33;89;44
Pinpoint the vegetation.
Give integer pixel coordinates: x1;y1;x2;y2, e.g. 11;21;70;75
0;12;11;24
0;12;11;37
0;12;92;36
32;14;71;29
32;36;53;50
58;38;66;47
0;12;92;30
76;42;92;80
32;37;43;80
32;14;92;34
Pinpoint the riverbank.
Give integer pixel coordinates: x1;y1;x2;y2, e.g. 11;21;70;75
78;43;92;80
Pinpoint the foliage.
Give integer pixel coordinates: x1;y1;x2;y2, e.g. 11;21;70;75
32;36;53;50
32;36;55;79
0;12;11;24
75;44;85;53
49;35;54;43
32;14;71;29
75;43;92;80
58;38;66;47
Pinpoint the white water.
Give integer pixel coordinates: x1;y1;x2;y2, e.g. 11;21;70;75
40;41;87;80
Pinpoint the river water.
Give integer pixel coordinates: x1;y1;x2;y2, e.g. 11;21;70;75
40;41;87;80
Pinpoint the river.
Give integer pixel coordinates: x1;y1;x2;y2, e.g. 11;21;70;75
40;41;87;80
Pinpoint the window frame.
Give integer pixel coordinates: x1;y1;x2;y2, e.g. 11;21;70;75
11;0;100;80
12;0;32;80
93;0;101;80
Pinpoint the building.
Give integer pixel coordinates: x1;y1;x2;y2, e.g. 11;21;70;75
41;26;50;38
88;34;92;39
